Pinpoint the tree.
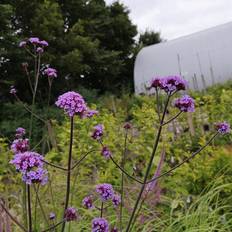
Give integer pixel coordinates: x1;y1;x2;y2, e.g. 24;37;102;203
1;0;138;102
139;30;162;47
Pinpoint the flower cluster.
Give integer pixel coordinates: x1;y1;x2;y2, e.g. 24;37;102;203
124;122;132;130
19;37;48;54
10;151;48;185
150;75;187;93
82;196;94;209
101;146;111;159
49;212;56;220
174;95;195;112
64;207;78;221
91;124;104;140
15;127;26;138
215;122;230;134
22;168;48;185
96;183;114;201
10;86;17;95
55;91;87;117
92;218;109;232
112;194;121;207
44;67;58;78
84;109;98;118
11;138;29;154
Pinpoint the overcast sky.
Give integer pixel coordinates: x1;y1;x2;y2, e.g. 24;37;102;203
105;0;232;40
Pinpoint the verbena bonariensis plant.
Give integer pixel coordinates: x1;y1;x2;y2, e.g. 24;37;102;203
1;37;231;232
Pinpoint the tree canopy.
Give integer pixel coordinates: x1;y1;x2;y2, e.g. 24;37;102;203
0;0;162;102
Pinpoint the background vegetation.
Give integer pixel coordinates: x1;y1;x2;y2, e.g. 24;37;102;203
1;0;232;231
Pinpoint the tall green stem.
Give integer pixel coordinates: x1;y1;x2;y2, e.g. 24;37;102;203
29;54;41;140
61;117;74;232
120;131;128;231
27;185;32;232
125;95;170;232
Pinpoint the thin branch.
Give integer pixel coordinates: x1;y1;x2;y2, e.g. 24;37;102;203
110;156;143;184
145;133;218;184
14;95;46;123
71;150;97;170
162;111;182;126
42;160;68;171
0;202;27;232
42;220;65;232
32;185;50;227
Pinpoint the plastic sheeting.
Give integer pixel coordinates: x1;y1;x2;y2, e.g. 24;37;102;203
134;22;232;94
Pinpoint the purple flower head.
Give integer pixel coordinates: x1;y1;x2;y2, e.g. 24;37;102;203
64;207;78;221
215;122;230;134
10;86;17;95
39;40;49;47
111;227;118;232
84;109;98;118
11;138;29;154
82;196;94;209
19;41;27;47
160;76;187;93
150;76;187;93
92;218;109;232
22;168;48;185
49;212;56;220
112;194;121;207
174;95;195;112
15;127;26;138
55;91;87;117
96;183;114;201
150;77;162;89
44;67;57;78
101;146;111;159
91;124;104;140
28;37;40;44
124;122;132;130
10;151;44;172
36;47;44;54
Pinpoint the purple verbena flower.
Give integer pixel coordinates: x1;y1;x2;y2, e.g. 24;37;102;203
174;95;195;112
44;67;57;78
124;122;132;130
160;75;187;93
150;76;187;93
28;37;40;44
55;91;87;117
49;212;56;220
10;151;44;172
150;77;162;89
64;207;78;221
22;168;48;185
101;146;111;159
39;40;49;47
112;194;121;207
91;124;104;140
96;183;114;201
11;138;29;154
92;218;109;232
15;127;26;138
82;196;94;209
36;47;44;54
84;109;98;118
215;122;230;134
10;86;17;95
19;41;27;47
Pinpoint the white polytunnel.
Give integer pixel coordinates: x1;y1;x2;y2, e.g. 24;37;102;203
134;21;232;94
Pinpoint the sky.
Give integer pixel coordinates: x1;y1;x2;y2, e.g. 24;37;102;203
105;0;232;40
